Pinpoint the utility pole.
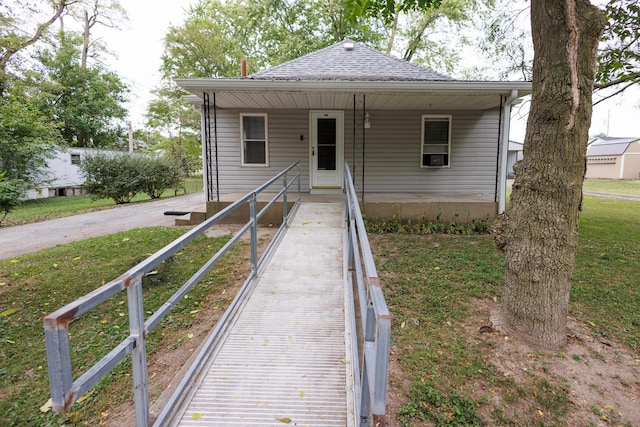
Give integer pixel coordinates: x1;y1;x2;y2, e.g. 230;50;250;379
128;121;134;153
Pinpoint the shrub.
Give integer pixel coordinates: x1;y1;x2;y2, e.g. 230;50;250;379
80;153;145;204
0;174;27;226
138;156;185;199
80;153;186;204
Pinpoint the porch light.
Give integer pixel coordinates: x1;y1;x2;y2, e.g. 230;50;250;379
364;112;371;129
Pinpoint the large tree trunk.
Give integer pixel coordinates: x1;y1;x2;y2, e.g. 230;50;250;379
493;0;605;349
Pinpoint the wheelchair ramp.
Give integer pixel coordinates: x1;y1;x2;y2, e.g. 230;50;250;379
172;202;353;426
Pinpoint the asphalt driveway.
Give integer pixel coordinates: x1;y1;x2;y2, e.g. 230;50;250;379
0;192;204;260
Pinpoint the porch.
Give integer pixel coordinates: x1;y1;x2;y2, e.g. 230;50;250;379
175;192;497;226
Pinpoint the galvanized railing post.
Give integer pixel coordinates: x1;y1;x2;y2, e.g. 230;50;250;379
283;171;288;224
127;274;150;427
297;162;301;197
250;192;258;272
44;320;73;412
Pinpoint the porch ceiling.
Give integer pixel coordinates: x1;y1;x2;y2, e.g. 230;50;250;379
176;79;532;111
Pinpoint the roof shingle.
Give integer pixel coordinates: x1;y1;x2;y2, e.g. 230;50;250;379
249;39;454;82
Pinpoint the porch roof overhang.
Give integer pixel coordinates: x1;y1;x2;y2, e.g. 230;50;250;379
176;78;532;111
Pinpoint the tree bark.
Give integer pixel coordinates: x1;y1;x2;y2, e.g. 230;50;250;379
493;0;606;349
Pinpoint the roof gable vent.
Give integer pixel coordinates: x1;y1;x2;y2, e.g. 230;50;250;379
344;42;354;51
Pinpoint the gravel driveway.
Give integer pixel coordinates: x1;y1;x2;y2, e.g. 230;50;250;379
0;192;204;260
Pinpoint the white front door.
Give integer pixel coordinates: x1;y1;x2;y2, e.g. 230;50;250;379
310;111;344;189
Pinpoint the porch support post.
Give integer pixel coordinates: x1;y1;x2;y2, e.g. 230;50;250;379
214;93;220;202
498;90;518;213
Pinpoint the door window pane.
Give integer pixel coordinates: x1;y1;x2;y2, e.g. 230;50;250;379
317;118;336;170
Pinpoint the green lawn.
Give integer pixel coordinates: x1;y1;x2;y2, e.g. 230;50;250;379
3;176;204;227
370;195;639;426
0;227;243;426
581;178;640;196
0;193;637;426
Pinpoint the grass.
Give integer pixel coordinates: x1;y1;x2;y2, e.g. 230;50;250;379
369;195;640;426
582;178;640;196
0;227;245;426
3;176;204;226
0;188;637;426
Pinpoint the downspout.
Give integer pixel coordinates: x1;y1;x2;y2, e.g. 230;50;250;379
498;90;518;213
495;96;504;203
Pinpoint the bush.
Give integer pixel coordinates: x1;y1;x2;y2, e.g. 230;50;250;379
80;153;185;204
139;156;185;199
80;153;145;203
0;174;27;226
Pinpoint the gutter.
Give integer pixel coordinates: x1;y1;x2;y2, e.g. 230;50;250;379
498;89;520;213
175;79;532;97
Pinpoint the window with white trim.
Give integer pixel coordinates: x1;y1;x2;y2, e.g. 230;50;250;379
421;115;451;167
240;113;268;166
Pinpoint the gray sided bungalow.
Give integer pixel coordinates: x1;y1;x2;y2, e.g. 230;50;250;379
177;40;531;224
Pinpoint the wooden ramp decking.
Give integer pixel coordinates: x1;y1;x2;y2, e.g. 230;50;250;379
170;202;354;426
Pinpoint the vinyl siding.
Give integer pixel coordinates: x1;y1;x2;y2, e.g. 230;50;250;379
204;108;501;198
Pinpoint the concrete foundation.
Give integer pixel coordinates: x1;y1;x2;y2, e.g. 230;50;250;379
175;192;497;226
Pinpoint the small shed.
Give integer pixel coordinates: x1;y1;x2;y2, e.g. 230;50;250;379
586;137;640;179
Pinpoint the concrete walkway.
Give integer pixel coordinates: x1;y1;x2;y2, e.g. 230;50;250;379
0;192;204;260
171;202;353;427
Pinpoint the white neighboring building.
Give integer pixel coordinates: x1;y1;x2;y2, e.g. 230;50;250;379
507;140;524;178
26;147;121;199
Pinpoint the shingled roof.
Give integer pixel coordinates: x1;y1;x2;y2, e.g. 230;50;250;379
249;39;454;82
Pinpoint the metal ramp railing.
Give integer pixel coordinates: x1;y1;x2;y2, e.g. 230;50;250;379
44;162;301;427
344;163;391;426
43;160;390;426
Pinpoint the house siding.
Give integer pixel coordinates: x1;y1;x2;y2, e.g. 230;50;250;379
205;108;500;198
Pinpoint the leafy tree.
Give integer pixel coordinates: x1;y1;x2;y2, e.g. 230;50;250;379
0;77;61;184
595;0;640;102
0;173;28;226
37;31;129;148
494;0;605;348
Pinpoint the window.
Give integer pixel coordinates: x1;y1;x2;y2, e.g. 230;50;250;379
71;153;81;165
421;115;451;167
240;113;268;166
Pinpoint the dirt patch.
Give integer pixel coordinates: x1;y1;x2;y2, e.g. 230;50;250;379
384;299;640;426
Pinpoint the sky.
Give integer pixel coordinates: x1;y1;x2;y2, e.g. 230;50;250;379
92;0;196;130
93;0;640;140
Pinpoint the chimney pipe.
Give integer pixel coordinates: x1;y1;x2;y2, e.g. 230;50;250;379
241;59;247;78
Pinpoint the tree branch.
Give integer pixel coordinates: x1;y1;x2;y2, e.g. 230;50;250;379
0;0;76;71
593;80;637;105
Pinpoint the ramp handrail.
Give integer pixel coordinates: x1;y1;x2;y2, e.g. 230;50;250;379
344;162;391;426
44;162;301;427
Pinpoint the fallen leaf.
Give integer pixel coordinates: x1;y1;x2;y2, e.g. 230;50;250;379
190;310;200;314
276;417;292;424
9;259;21;263
5;339;14;344
192;412;203;419
1;308;19;316
0;282;5;286
588;321;596;327
40;398;52;413
187;333;194;339
145;271;158;276
73;256;81;260
122;238;130;242
401;321;406;329
301;221;309;225
341;359;350;364
299;390;305;397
